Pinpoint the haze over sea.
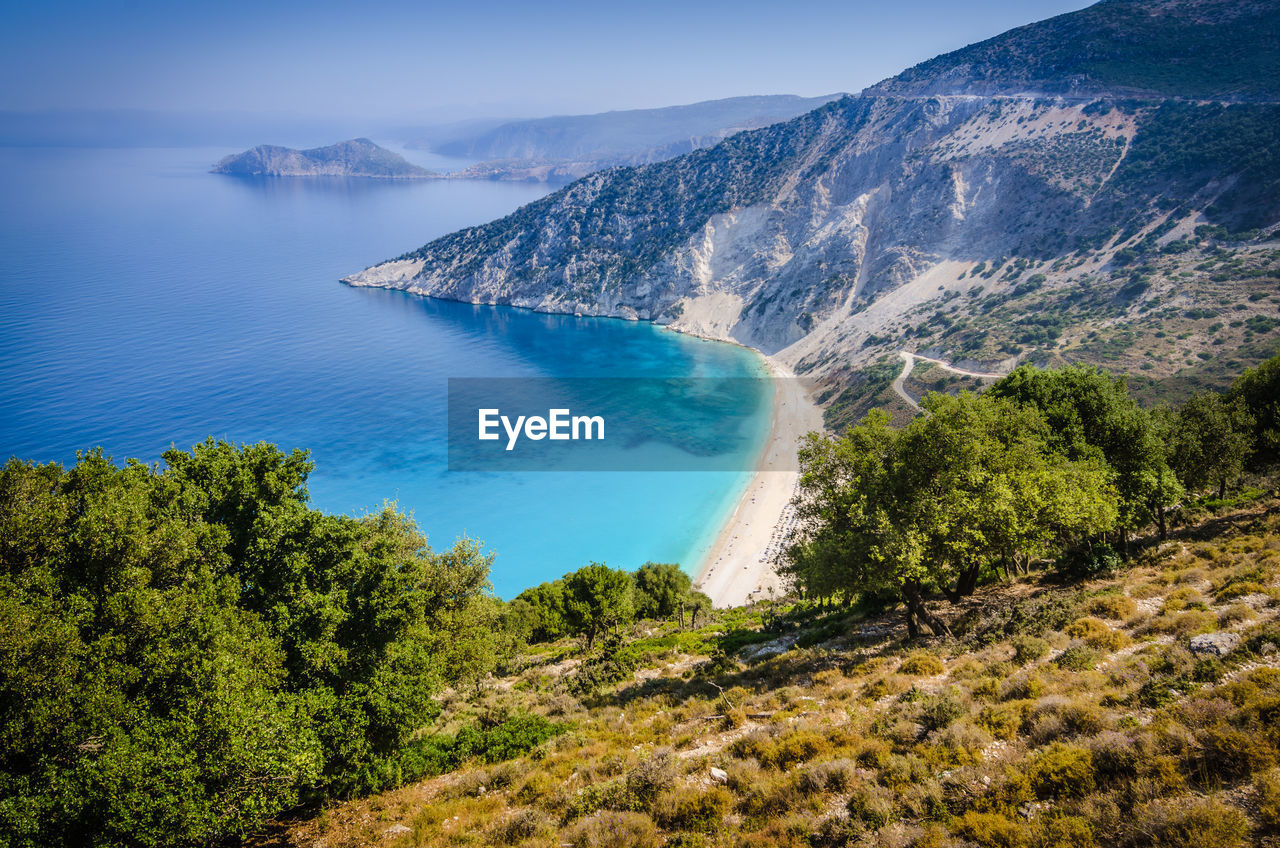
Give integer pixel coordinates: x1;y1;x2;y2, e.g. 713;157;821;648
0;146;768;597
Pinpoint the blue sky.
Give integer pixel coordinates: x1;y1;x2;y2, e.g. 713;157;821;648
1;0;1095;121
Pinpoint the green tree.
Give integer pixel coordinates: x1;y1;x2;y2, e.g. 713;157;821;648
785;392;1119;637
784;409;898;607
562;563;634;648
513;579;570;643
632;562;692;623
988;364;1173;553
0;441;507;846
1229;349;1280;470
1168;391;1254;498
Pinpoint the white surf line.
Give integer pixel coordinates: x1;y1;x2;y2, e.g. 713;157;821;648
893;350;1003;410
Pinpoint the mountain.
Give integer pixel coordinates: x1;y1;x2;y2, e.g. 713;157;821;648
345;0;1280;419
865;0;1280;100
213;138;437;178
416;94;843;181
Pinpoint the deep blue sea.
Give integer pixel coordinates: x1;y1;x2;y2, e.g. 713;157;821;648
0;146;766;597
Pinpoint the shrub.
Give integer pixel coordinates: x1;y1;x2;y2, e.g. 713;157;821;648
1065;617;1130;652
1087;731;1150;786
1218;603;1257;627
764;730;831;770
571;634;641;696
1144;609;1218;637
863;675;911;699
1028;698;1105;743
566;811;662;848
1195;724;1276;780
1132;797;1249;848
1055;645;1100;671
919;690;966;733
978;702;1027;740
1012;635;1051;665
1032;813;1095;848
625;750;677;808
1255;767;1280;830
951;811;1029;848
899;652;946;676
1089;594;1137;621
1217;579;1267;600
1162;587;1207;613
1028;743;1094;799
796;759;858;794
654;786;731;832
566;779;629;821
491;808;552;844
877;753;932;789
1056;542;1121;577
846;782;898;829
1002;673;1046;701
516;771;558;804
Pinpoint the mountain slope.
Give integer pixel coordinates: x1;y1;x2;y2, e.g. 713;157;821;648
213;138;436;178
865;0;1280;100
345;0;1280;407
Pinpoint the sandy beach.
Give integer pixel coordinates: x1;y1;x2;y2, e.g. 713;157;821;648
694;358;824;607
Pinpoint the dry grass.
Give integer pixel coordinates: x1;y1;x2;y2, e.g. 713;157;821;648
250;499;1280;848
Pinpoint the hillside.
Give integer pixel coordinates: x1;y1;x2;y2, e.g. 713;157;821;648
864;0;1280;100
419;95;842;181
344;0;1280;412
213;138;437;178
258;493;1280;848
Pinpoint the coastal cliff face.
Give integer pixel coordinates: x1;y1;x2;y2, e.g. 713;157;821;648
344;0;1280;412
213;138;436;178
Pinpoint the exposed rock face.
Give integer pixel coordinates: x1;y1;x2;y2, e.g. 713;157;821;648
343;0;1280;396
213;139;436;178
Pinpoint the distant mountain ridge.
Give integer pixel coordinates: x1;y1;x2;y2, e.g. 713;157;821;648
434;95;843;160
213;138;436;178
346;0;1280;412
415;94;843;181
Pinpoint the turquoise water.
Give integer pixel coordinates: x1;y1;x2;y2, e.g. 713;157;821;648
0;146;767;597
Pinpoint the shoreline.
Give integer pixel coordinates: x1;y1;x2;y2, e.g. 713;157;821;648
340;284;822;605
693;355;824;608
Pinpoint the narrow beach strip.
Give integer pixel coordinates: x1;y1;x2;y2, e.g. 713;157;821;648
694;358;824;607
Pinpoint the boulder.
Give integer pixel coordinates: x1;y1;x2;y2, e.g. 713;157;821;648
1189;632;1241;657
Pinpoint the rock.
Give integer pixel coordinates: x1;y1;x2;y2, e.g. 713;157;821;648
1189;632;1241;657
739;634;797;662
383;823;412;836
710;767;729;784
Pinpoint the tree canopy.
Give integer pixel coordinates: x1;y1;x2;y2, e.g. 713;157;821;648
785;391;1119;636
0;441;501;847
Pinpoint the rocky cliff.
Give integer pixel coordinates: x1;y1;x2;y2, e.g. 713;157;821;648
344;0;1280;414
214;138;436;178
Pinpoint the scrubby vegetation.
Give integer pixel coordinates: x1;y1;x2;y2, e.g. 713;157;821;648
248;484;1280;848
6;353;1280;847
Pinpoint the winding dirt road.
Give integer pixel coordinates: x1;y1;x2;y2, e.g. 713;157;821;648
892;350;1003;411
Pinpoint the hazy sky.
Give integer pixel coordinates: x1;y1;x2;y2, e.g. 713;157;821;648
1;0;1095;122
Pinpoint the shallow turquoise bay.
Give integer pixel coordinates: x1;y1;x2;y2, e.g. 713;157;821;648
0;146;768;597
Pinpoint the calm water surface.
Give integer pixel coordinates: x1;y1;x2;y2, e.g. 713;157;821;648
0;146;764;596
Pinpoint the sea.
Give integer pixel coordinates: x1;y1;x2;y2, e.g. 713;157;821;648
0;145;769;597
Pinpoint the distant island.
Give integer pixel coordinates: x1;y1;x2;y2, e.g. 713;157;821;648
212;138;437;178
